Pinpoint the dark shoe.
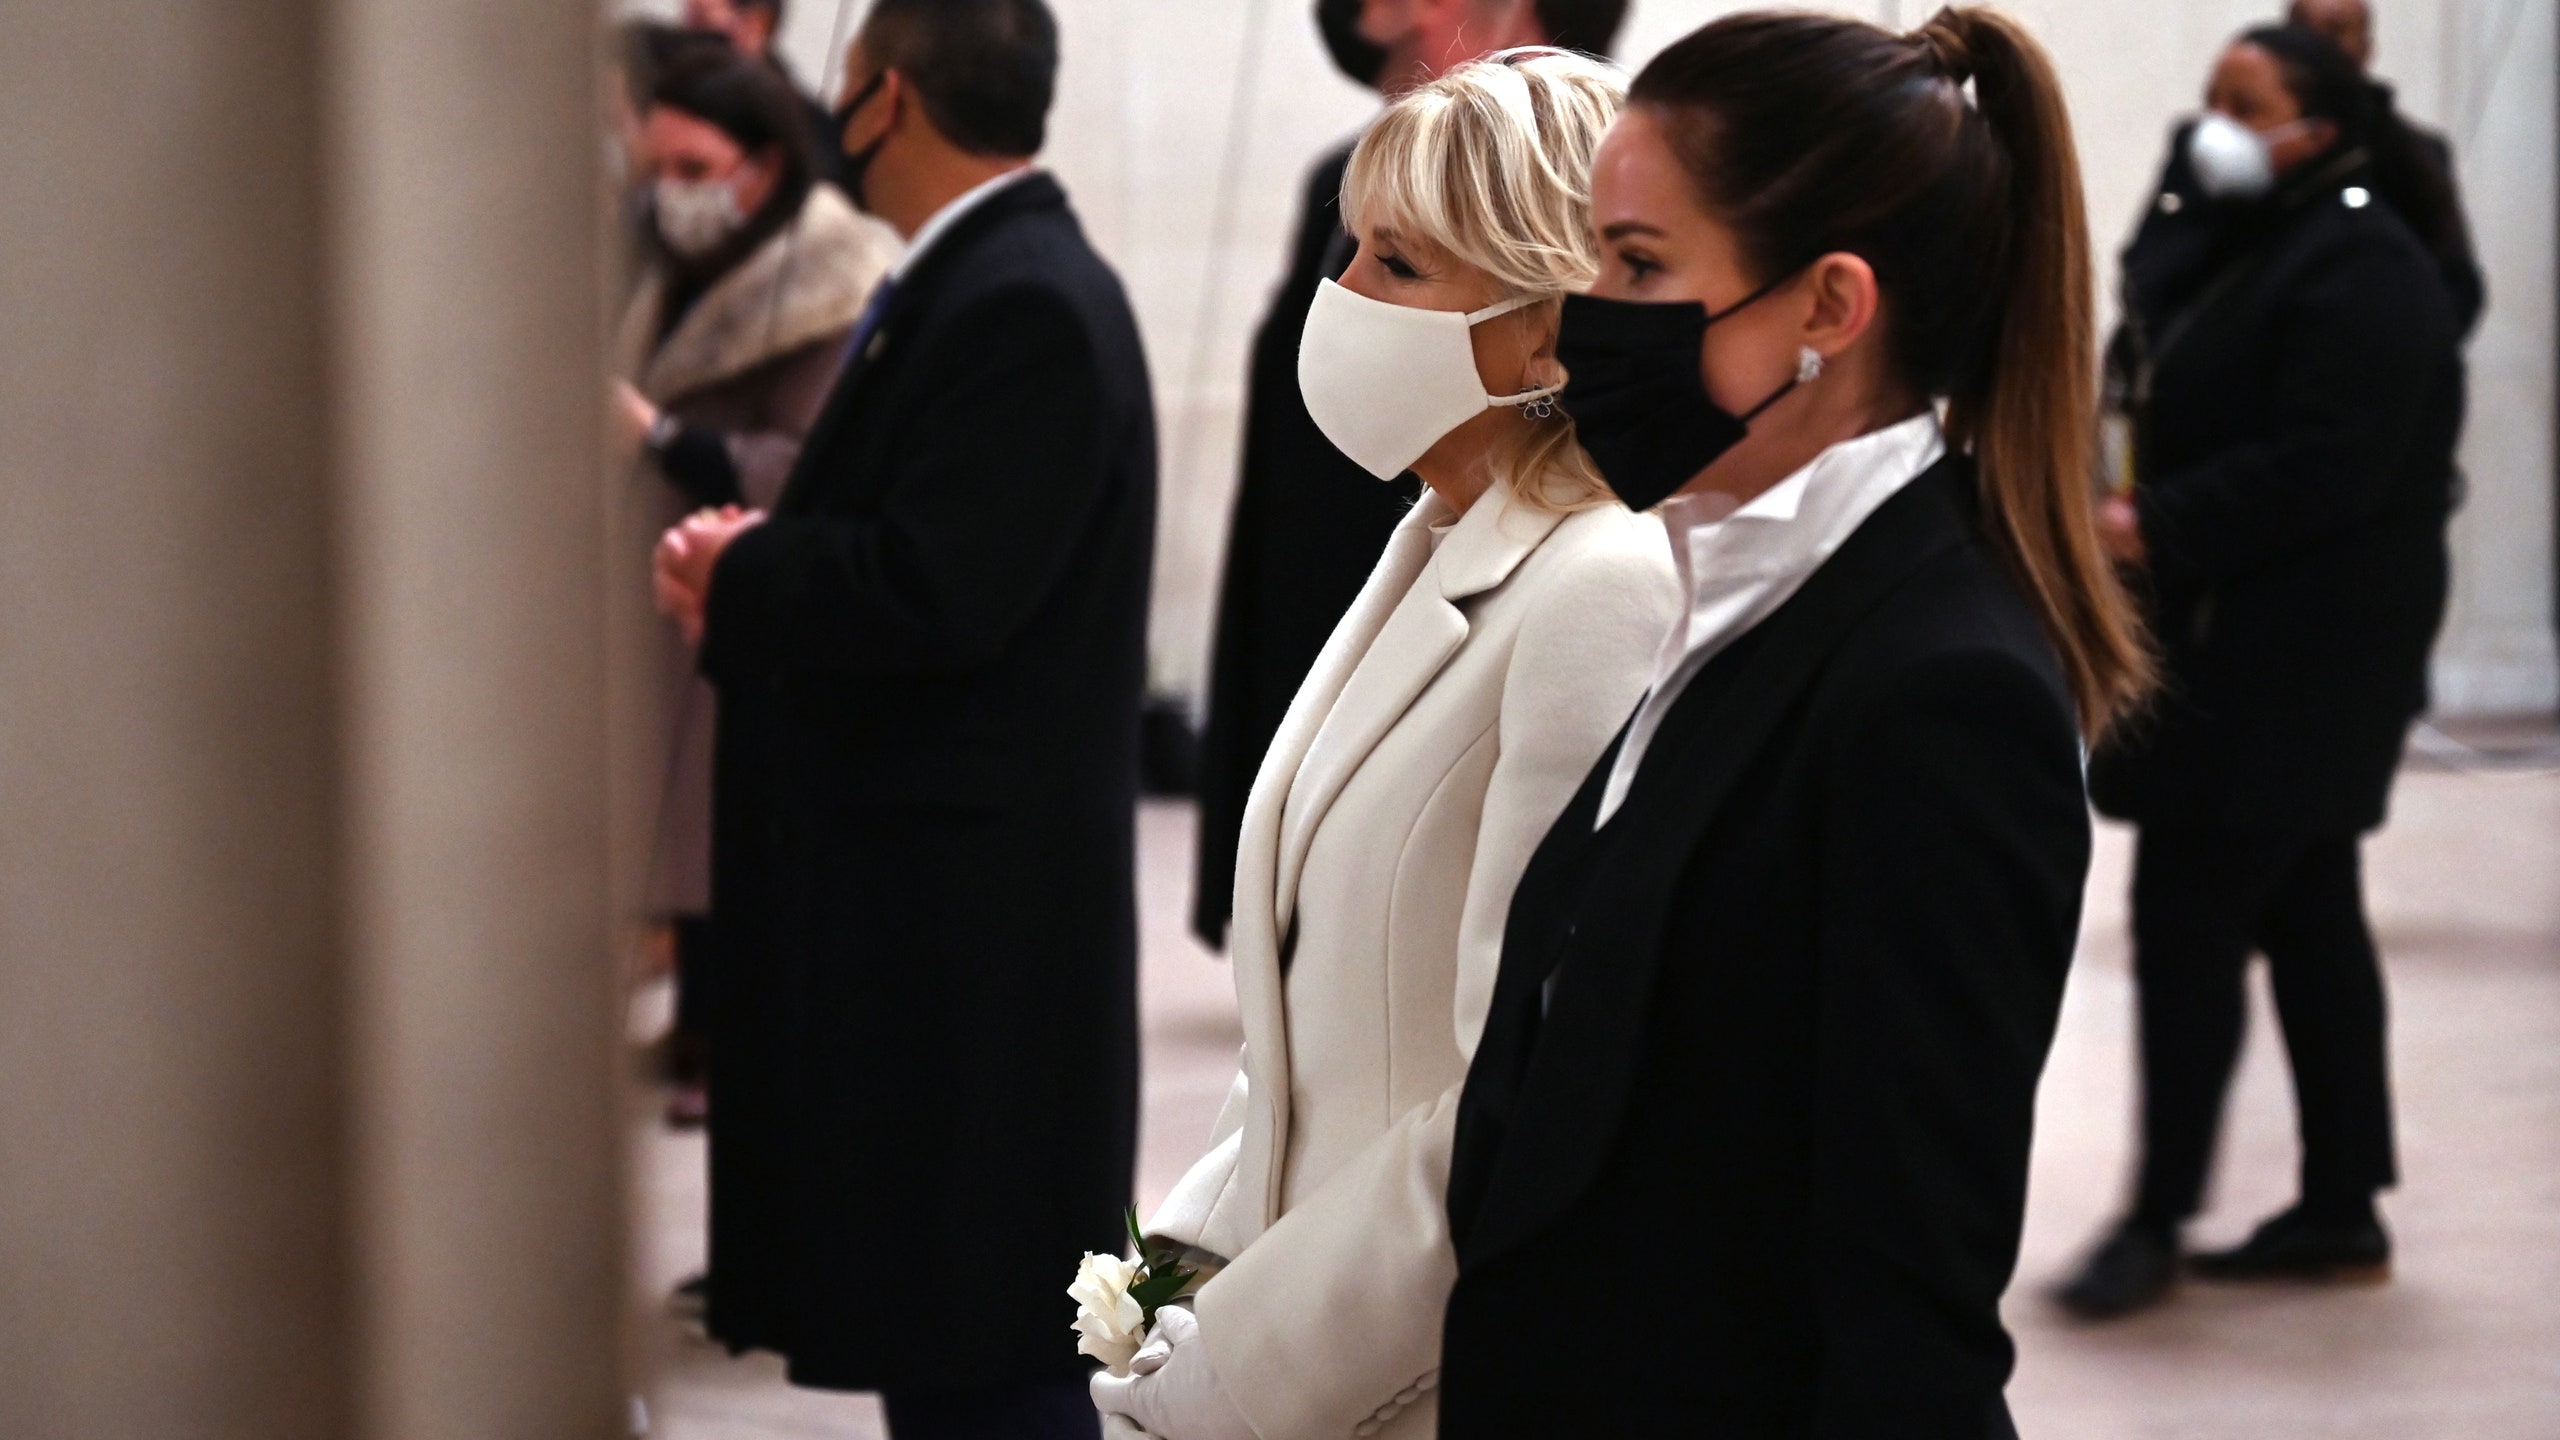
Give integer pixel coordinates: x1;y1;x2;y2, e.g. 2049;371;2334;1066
669;1272;710;1341
2190;1205;2391;1284
2054;1221;2181;1319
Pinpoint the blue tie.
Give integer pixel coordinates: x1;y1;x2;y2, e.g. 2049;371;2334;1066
841;276;898;366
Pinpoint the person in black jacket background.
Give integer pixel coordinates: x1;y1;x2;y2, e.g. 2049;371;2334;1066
1190;0;1628;947
2285;0;2484;335
2058;23;2465;1320
1441;10;2153;1435
654;2;1151;1434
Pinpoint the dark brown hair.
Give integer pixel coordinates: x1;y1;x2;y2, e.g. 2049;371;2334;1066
650;44;819;208
1631;7;2152;738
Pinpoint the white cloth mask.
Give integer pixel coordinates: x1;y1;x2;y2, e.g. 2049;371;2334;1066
1298;278;1560;480
2186;112;2313;201
654;175;749;258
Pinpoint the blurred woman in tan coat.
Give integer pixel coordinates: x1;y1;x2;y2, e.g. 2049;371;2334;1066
612;45;897;1120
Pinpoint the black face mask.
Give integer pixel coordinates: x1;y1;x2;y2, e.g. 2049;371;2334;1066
832;71;889;214
1556;275;1806;511
1314;0;1389;89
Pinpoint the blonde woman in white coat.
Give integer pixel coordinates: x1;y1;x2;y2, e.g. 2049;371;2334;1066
1092;51;1678;1440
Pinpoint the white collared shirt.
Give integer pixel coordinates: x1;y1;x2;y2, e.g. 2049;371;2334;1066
889;165;1040;280
1593;412;1947;827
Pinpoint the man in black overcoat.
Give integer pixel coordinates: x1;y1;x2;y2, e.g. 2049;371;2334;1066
1190;0;1628;946
655;2;1150;1431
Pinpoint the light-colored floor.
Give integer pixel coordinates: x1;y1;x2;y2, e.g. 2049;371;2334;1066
640;754;2560;1439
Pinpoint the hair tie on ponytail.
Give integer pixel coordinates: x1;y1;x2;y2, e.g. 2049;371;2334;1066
1916;11;1972;81
1915;10;1981;108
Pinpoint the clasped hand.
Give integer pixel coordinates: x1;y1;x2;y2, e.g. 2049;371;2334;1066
654;506;766;645
1089;1305;1258;1440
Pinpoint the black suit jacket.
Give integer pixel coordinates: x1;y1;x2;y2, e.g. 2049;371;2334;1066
698;173;1154;1391
2092;140;2461;835
1191;139;1422;945
1443;459;2087;1439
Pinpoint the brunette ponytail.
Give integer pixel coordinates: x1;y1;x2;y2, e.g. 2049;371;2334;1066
1631;6;2152;738
1918;8;2151;738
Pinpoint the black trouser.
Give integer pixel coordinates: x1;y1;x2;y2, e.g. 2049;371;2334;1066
879;1378;1098;1440
673;914;715;1039
2128;825;2397;1228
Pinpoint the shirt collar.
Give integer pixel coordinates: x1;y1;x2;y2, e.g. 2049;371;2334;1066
890;165;1039;280
1665;411;1943;542
1657;411;1944;596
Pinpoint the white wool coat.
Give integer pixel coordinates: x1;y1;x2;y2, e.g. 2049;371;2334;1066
1148;475;1679;1440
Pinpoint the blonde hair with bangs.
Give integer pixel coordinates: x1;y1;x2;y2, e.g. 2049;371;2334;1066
1342;47;1625;512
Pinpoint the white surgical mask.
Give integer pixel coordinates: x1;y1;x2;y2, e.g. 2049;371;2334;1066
654;174;749;258
2186;111;2314;201
1298;278;1560;480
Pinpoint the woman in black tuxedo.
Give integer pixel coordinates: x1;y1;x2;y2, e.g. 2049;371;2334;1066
1439;10;2153;1436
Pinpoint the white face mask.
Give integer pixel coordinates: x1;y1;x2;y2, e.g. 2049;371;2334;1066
654;174;749;258
1298;278;1560;480
2186;111;2314;201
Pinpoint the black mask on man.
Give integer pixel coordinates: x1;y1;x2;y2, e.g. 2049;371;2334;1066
1314;0;1389;89
833;71;890;214
1555;276;1807;512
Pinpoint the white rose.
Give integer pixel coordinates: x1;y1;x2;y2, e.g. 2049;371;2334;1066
1068;1251;1149;1374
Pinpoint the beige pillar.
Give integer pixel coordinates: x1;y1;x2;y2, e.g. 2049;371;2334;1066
324;0;628;1433
0;1;353;1434
0;0;627;1436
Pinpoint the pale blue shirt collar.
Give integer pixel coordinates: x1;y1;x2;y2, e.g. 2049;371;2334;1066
889;165;1040;281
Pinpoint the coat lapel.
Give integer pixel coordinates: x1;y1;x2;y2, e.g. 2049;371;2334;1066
632;188;894;404
1218;500;1439;1244
1220;481;1565;1239
774;174;1071;516
1272;486;1563;936
1462;459;1977;1266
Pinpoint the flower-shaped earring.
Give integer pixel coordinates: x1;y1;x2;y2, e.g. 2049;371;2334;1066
1797;346;1826;383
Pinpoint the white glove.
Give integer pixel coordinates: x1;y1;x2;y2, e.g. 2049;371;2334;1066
1089;1305;1260;1440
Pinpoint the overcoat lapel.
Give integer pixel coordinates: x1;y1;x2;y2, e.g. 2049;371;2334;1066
775;174;1070;516
1461;460;1975;1266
